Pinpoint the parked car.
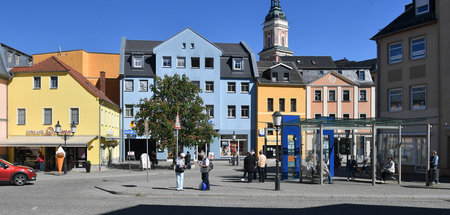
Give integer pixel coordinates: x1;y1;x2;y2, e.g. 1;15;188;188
0;158;36;186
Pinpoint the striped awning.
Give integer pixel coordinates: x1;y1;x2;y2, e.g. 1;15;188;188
0;136;97;147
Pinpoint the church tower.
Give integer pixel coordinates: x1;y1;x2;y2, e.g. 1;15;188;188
259;0;294;62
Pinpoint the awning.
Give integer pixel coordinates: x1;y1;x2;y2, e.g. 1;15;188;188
0;136;97;147
101;136;121;141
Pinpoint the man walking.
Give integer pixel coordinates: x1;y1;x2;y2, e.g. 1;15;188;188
185;151;191;170
175;153;186;191
244;152;256;183
199;152;210;191
431;151;439;184
257;150;267;183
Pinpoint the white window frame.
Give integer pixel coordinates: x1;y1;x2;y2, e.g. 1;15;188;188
343;90;351;102
328;90;336;102
411;85;426;111
227;105;236;119
343;113;350;119
206;105;214;118
43;108;52;125
314;90;322;102
358;71;365;80
132;56;143;68
389;88;403;112
271;73;278;81
233;58;243;70
15;54;20;66
314;114;322;119
125;105;134;118
359;113;367;119
124;80;134;92
7;52;12;63
389;42;403;64
241;105;249;119
205;81;214;93
176;57;186;68
139;80;148;92
70;108;80;125
241;82;249;94
191;57;200;69
227;82;236;93
17;108;26;125
205;57;214;69
50;76;58;89
162;56;172;68
33;76;41;89
411;37;426;60
359;90;367;102
415;0;429;15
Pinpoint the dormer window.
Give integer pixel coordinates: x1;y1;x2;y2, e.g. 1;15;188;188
296;60;302;65
311;60;317;65
132;56;143;68
319;70;324;75
271;73;278;81
415;0;429;15
233;58;243;70
358;71;365;80
283;73;289;81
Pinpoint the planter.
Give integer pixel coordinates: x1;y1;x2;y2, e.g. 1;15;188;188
86;163;91;173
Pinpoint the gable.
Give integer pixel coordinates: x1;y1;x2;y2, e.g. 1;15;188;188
310;73;357;86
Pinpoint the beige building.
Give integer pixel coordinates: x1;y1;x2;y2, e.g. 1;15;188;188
372;0;450;174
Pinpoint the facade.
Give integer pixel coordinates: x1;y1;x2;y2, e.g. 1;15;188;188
34;50;120;105
0;43;33;160
256;61;306;158
372;0;450;173
120;28;258;161
1;57;120;171
258;0;294;62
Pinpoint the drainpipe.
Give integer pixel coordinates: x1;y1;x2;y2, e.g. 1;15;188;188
99;99;104;171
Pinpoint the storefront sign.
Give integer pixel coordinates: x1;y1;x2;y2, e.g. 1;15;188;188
26;127;71;136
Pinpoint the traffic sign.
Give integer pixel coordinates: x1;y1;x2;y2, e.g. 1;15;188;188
175;112;181;130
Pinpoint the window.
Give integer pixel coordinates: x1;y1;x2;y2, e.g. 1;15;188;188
416;0;429;15
411;85;426;110
233;58;243;70
205;81;214;93
191;81;200;88
125;105;134;117
205;58;214;69
241;83;249;94
411;37;426;60
15;55;20;65
71;108;79;125
267;123;274;135
389;43;402;64
329;90;336;101
182;43;186;49
329;114;336;118
33;77;41;89
343;114;350;119
139;80;148;92
50;76;58;89
227;82;236;93
267;98;273;111
206;105;214;118
343;90;350;102
360;114;367;120
359;90;367;101
17;109;26;125
283;73;289;81
191;57;200;68
42;108;52;125
319;70;324;75
176;57;186;68
28;60;32;66
133;56;143;68
7;52;12;63
290;98;297;112
314;90;322;101
190;43;195;49
267;36;271;47
358;71;365;80
227;106;236;118
125;80;134;92
281;36;285;47
271;73;278;81
241;105;249;118
279;98;285;112
389;88;403;112
315;114;322;119
162;56;172;68
338;70;342;74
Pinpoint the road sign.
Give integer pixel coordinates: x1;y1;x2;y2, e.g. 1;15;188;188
144;119;149;137
175;112;181;130
124;130;136;135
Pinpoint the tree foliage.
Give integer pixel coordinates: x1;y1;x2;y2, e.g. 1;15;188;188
133;74;218;156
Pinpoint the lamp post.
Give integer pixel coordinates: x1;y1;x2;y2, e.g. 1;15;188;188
233;131;238;166
272;111;282;191
55;121;76;175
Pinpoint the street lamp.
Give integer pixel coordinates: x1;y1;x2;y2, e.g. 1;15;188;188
55;121;76;175
233;131;238;166
272;111;282;191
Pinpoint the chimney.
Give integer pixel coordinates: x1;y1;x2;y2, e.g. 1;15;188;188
99;71;106;94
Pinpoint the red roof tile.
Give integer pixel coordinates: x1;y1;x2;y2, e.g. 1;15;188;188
11;56;119;109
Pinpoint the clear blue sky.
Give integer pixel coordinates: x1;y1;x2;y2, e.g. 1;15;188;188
1;0;411;61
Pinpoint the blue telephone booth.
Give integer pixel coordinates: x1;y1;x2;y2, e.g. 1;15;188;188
281;115;300;180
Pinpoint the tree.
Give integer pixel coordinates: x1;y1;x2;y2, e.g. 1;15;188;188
132;74;218;158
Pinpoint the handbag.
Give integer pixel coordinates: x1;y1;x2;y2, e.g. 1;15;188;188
175;165;184;173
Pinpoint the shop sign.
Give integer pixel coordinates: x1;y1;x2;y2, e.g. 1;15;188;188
26;127;71;136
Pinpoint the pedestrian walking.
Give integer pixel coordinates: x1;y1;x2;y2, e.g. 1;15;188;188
37;151;45;172
198;152;210;191
244;152;256;183
175;153;186;191
257;150;267;183
346;155;357;181
430;151;439;184
380;157;395;183
185;151;191;170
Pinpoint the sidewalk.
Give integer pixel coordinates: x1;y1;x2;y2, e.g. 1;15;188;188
94;161;450;201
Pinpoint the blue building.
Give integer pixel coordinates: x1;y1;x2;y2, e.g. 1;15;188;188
120;28;258;161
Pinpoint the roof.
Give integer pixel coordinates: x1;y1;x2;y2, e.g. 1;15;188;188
280;56;336;69
265;0;287;22
216;42;256;79
0;43;32;57
334;58;377;72
125;40;163;54
11;56;119;108
371;1;436;40
257;61;305;85
0;53;9;79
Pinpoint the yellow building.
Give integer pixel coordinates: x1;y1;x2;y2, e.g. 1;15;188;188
1;57;120;171
256;62;306;157
33;50;120;105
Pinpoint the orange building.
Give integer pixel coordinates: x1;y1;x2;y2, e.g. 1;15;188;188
33;50;120;105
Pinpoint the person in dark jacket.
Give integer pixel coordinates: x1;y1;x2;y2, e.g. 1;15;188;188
244;152;256;183
185;151;191;169
346;155;357;181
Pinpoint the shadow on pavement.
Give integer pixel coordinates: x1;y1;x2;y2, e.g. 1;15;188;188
102;204;450;215
402;185;450;190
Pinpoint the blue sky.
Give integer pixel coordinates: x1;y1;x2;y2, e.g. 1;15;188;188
1;0;411;61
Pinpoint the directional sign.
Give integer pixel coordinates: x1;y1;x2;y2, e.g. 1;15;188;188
175;112;181;130
124;130;136;135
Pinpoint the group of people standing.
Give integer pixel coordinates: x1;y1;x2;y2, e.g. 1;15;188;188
242;149;267;183
174;151;210;191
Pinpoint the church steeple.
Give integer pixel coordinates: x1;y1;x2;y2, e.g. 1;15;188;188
259;0;293;62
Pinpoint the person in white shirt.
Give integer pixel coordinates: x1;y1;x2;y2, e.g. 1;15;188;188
381;157;395;183
198;152;210;191
175;153;186;191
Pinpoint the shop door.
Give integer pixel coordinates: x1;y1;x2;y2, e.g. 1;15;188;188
45;147;56;171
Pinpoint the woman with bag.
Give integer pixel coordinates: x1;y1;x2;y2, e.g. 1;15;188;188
175;153;186;191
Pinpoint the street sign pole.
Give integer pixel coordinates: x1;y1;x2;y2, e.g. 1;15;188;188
144;119;149;182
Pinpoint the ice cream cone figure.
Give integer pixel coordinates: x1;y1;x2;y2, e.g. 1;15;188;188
55;146;66;175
